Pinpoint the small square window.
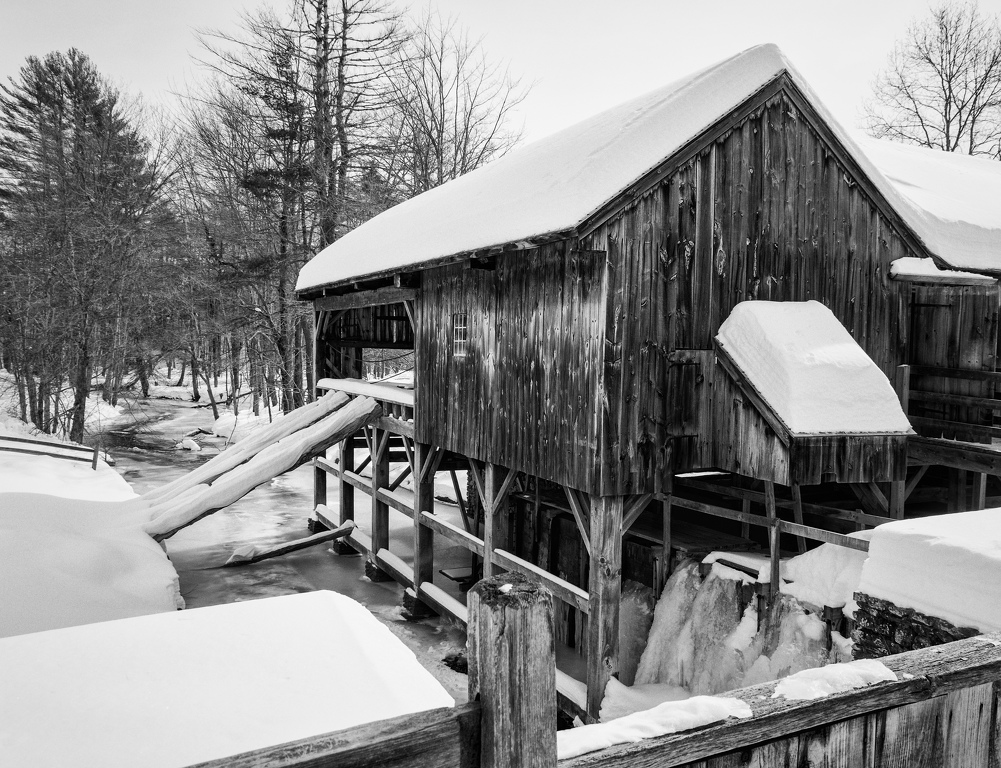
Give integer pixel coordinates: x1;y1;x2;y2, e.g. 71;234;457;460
452;313;468;357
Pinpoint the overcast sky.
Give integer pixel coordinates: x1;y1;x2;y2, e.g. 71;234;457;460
4;0;1001;143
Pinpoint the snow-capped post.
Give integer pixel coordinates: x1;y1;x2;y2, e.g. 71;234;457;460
468;572;556;768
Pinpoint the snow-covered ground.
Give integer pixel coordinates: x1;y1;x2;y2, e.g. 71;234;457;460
0;394;469;701
0;591;453;767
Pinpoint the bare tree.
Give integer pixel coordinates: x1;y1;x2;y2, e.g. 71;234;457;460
380;12;528;197
865;1;1001;158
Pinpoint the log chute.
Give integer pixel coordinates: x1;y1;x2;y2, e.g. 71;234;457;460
144;396;381;540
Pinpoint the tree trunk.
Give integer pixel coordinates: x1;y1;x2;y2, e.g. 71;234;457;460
135;356;150;397
190;352;201;402
199;365;220;420
69;341;90;444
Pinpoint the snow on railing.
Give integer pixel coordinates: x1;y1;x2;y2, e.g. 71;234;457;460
317;377;414;425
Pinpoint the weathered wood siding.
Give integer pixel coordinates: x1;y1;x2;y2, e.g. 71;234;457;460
908;284;999;438
415;243;607;492
582;91;920;493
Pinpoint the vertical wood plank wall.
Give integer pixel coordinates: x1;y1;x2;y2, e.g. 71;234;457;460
410;89;995;497
415;244;607;494
581;91;923;494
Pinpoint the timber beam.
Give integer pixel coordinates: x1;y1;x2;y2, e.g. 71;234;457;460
314;286;416;312
468;460;518;578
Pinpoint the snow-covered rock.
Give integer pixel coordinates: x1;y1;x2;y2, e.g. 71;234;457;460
857;509;1001;633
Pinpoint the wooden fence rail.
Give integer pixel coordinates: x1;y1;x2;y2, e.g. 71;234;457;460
0;434;106;468
180;572;1001;768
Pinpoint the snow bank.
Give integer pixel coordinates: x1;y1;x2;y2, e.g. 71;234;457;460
772;659;896;700
857;137;1001;274
0;493;180;638
0;591;454;768
558;696;751;760
0;451;134;500
781;535;871;615
890;256;996;284
716;301;912;434
857;509;1001;633
701;537;870;616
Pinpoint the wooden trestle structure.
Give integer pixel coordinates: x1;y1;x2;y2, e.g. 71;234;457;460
299;55;1001;722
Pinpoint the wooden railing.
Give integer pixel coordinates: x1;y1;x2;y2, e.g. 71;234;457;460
183;573;1001;768
317;377;414;437
0;434;105;468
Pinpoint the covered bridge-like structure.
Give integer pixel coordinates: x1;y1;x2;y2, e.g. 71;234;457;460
296;44;1001;719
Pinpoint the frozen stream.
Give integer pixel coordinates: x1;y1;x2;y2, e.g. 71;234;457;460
96;396;468;702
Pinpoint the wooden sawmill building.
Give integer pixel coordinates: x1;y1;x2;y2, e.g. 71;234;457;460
295;44;1001;719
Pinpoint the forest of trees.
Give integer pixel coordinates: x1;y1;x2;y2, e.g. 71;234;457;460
0;0;525;440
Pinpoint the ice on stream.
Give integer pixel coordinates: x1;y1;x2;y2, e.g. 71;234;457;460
608;559;846;720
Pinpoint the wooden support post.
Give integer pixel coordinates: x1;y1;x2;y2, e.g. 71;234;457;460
339;439;355;523
586;494;623;721
406;442;436;618
474;462;516;579
468;573;556;768
765;481;780;602
790;483;807;553
368;427;392;581
949;469;968;513
330;437;356;554
889;479;906;519
895;364;911;413
973;473;988;510
661;478;673;586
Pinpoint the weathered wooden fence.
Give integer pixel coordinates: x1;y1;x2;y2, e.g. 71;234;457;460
187;572;1001;768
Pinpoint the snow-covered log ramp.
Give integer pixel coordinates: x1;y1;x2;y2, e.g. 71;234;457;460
141;390;350;504
144;396;380;540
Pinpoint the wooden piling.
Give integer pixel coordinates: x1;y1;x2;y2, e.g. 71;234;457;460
369;427;392;580
587;494;624;720
765;481;780;599
339;438;355;523
409;442;435;616
468;572;556;768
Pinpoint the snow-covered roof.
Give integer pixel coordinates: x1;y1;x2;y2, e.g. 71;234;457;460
715;301;912;435
0;591;454;767
857;138;1001;273
297;43;998;293
297;44;798;292
889;256;997;285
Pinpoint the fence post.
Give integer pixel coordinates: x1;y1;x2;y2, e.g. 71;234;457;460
468;572;556;768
